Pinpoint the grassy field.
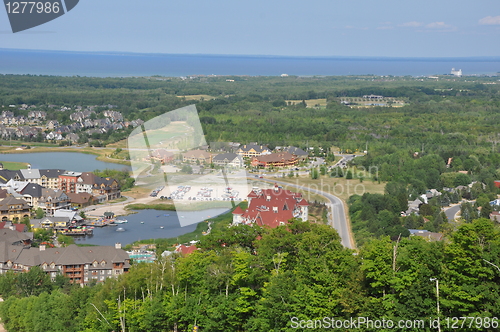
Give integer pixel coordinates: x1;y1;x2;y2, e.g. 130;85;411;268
177;94;216;101
286;98;327;108
0;161;29;170
276;173;386;203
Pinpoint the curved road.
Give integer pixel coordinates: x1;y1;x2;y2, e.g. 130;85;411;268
254;177;355;250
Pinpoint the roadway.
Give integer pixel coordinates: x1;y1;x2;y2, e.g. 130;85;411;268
255;177;355;250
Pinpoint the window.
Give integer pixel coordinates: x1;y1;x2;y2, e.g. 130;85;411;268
101;270;104;275
108;270;112;275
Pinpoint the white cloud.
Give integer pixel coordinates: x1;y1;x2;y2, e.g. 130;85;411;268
424;22;457;31
399;21;423;27
377;26;393;30
479;16;500;25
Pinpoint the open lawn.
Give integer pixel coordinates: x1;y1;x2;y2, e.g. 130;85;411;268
286;98;327;108
276;174;386;203
177;94;216;101
0;161;29;170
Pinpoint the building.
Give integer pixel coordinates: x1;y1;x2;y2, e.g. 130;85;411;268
0;238;130;284
236;144;271;158
182;150;212;164
30;216;70;230
408;229;444;241
37;189;71;216
451;68;463;77
212;153;244;168
66;192;94;209
150;149;175;164
284;146;308;160
232;186;309;228
251;152;298;168
0;196;30;222
77;172;121;202
59;171;82;194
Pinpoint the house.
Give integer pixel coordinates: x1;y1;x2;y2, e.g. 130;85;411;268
0;221;27;233
232;185;309;228
251;152;298;168
494;181;500;189
37;189;71;216
284;146;308;160
490;211;500;222
30;216;70;230
0;196;31;222
408;229;444;241
66;192;94;209
78;172;120;201
0;169;24;184
0;240;130;285
182;150;212;164
150;149;175;164
236;144;271;158
174;244;198;255
212;153;244;168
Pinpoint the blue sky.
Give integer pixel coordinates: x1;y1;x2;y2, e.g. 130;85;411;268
1;0;500;57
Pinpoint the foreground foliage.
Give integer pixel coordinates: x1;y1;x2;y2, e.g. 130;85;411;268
0;219;499;331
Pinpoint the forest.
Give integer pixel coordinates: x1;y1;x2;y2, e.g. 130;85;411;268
0;218;499;331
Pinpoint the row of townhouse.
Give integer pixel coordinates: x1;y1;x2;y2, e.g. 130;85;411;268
0;228;130;285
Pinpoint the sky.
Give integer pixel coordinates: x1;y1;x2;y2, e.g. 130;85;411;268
1;0;500;57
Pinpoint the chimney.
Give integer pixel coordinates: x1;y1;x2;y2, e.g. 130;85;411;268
115;243;121;249
266;195;271;201
39;245;46;251
273;207;278;213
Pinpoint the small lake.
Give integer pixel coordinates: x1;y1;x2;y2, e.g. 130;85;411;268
0;152;130;172
74;208;229;246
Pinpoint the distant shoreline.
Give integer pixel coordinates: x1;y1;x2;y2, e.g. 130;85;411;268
2;49;499;77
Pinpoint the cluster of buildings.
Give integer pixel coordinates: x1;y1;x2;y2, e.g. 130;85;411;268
0;105;143;143
0;164;120;223
0;227;130;285
149;144;308;170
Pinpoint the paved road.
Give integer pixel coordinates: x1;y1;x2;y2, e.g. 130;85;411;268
444;204;461;222
255;177;355;250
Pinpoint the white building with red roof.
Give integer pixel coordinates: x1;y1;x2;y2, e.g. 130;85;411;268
232;185;309;228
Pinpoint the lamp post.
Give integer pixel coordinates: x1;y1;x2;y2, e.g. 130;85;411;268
430;278;441;332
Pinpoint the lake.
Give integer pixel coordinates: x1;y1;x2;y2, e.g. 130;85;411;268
74;208;229;246
0;151;130;172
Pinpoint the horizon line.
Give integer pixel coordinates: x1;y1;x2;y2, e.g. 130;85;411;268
2;47;500;61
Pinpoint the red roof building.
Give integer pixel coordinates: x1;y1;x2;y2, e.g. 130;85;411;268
251;152;298;168
175;244;198;255
232;185;309;228
494;180;500;189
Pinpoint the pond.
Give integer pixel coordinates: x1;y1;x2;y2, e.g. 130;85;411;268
73;208;229;246
0;152;130;172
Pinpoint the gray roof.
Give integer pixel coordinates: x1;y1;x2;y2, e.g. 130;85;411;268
238;144;270;153
213;153;240;162
20;183;44;198
285;146;308;156
20;169;41;179
0;170;24;183
39;169;65;178
13;244;130;269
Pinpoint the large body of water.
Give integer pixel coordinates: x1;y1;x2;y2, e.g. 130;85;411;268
1;48;499;77
0;151;130;172
75;208;228;246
